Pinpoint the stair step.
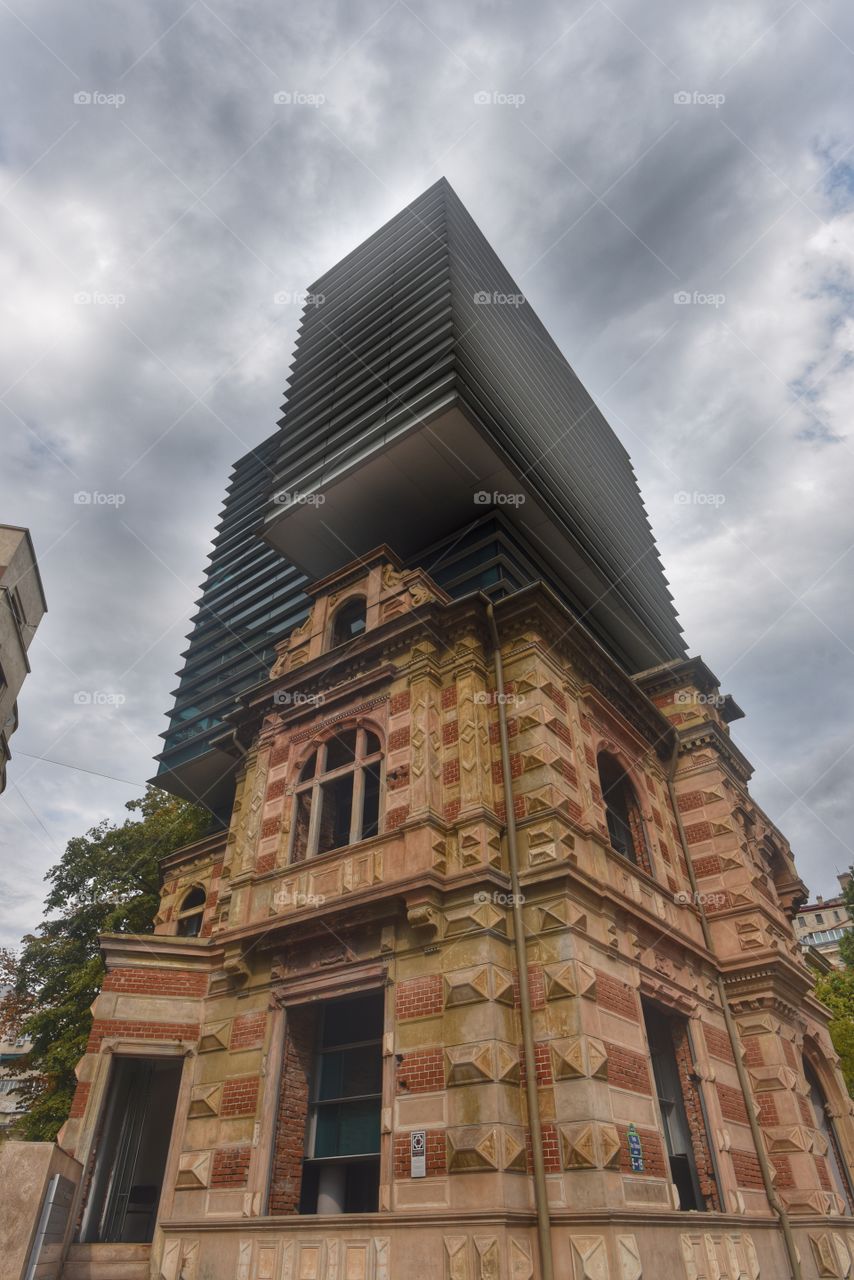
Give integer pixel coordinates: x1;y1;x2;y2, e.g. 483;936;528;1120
62;1242;151;1280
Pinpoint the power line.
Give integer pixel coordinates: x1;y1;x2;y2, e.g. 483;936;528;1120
14;753;148;788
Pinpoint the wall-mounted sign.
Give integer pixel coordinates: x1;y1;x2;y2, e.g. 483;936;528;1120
627;1123;644;1173
410;1129;426;1178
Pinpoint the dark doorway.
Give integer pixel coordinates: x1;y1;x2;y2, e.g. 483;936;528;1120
80;1057;182;1243
642;999;706;1210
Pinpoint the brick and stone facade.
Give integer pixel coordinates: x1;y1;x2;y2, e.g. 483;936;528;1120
46;556;854;1280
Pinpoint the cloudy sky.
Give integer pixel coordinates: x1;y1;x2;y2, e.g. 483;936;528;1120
1;0;853;949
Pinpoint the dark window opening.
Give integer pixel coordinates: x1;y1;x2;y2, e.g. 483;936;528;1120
805;1059;854;1213
597;752;643;865
79;1057;182;1243
291;728;383;862
175;886;205;937
299;991;383;1214
331;598;366;648
643;1000;707;1211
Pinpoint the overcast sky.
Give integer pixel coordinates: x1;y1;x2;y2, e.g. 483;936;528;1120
1;0;853;949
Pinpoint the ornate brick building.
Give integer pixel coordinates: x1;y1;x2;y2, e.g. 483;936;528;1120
7;182;854;1280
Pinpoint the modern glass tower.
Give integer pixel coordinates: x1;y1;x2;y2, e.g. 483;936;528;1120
156;178;684;812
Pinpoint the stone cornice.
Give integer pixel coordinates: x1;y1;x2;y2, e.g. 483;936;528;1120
677;719;754;784
98;932;225;971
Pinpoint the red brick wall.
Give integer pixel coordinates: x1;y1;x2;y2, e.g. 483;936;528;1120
672;1021;720;1210
616;1124;666;1177
396;1048;444;1093
211;1145;251;1187
396;975;442;1020
513;963;546;1010
520;1041;553;1087
604;1042;651;1094
595;972;639;1021
386;804;409;830
703;1024;735;1063
731;1148;764;1189
388;726;410;751
230;1011;267;1050
69;1080;91;1119
393;1129;446;1177
526;1122;561;1173
269;1005;316;1214
87;1019;199;1052
221;1075;260;1117
391;690;411;714
717;1082;749;1125
102;967;208;997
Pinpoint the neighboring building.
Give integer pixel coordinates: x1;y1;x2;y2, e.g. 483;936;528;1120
794;873;853;967
0;525;46;794
0;1026;31;1133
9;182;854;1280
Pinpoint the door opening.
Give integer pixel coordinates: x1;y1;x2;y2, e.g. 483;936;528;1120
642;999;706;1211
80;1056;182;1243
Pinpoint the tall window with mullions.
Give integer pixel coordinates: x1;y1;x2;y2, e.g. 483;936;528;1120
299;991;384;1214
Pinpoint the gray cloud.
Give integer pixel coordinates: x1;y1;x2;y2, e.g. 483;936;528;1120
1;0;853;946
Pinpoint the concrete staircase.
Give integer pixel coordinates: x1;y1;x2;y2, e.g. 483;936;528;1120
61;1243;151;1280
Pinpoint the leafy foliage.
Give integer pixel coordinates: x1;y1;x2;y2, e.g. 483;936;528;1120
0;786;209;1140
816;966;854;1097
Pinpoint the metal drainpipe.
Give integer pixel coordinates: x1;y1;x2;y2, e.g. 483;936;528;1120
666;740;802;1280
485;602;555;1280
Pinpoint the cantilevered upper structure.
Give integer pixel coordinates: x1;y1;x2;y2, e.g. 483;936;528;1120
156;179;683;812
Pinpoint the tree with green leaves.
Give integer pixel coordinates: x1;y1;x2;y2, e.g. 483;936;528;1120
0;786;209;1141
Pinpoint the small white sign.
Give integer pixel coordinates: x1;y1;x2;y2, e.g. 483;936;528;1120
410;1129;426;1178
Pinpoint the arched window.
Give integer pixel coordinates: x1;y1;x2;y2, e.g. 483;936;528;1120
597;752;644;866
175;886;206;937
804;1058;854;1213
330;597;366;648
292;726;383;862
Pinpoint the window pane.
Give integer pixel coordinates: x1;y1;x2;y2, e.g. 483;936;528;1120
364;730;381;756
292;790;312;862
313;1100;381;1158
325;730;358;772
362;762;381;839
300;751;317;782
322;993;384;1048
317;773;355;855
